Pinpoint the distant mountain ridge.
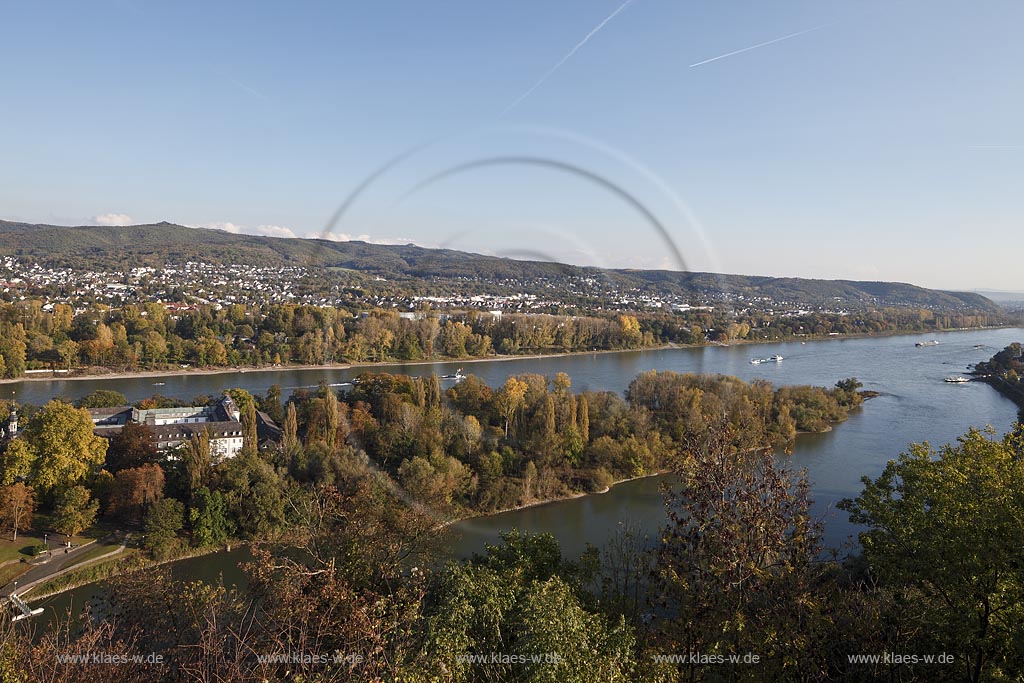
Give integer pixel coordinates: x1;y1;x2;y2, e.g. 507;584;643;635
0;219;999;312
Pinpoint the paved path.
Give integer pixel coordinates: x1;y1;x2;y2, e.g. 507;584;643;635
1;536;128;598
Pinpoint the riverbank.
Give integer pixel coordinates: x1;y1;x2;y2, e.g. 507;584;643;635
25;540;248;603
4;345;676;385
440;470;671;531
3;325;1014;386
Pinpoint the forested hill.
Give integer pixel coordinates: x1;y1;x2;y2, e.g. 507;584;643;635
0;219;998;311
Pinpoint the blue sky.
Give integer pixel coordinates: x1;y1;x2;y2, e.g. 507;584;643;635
2;0;1022;290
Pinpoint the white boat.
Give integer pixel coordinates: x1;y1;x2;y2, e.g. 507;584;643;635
153;382;165;386
442;368;466;381
768;355;784;362
944;376;971;383
916;340;939;347
750;358;763;365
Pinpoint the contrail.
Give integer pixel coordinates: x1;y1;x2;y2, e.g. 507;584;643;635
689;22;833;68
500;0;636;116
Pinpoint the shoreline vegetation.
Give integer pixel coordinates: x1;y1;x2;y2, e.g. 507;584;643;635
973;342;1024;419
32;412;872;602
24;538;251;602
15;369;873;602
1;325;1014;386
437;394;878;529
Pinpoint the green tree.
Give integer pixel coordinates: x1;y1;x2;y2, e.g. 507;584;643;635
74;389;128;409
261;384;284;424
144;498;185;560
181;428;212;500
52;485;99;540
217;451;286;537
188;486;235;547
241;401;258;455
840;426;1024;682
515;576;637;683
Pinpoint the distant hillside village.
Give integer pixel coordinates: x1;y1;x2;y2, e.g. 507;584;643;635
0;224;1013;380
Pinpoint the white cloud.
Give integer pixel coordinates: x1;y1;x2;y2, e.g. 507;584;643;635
201;222;296;238
254;224;297;238
93;213;135;226
319;232;416;246
203;221;243;234
194;222;413;244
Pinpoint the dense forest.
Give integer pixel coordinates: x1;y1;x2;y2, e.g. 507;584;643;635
2;367;1022;681
0;298;1006;379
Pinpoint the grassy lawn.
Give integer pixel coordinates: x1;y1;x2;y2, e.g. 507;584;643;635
0;561;31;586
0;533;47;563
59;540;134;572
0;518;121;564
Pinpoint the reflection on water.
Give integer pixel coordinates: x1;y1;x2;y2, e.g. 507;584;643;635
33;547;253;634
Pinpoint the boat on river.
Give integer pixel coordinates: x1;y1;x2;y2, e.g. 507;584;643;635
916;340;939;347
442;368;466;381
944;376;971;383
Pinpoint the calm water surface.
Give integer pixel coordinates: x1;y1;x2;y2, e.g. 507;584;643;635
28;328;1023;617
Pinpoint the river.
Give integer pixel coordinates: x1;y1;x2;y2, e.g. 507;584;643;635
27;328;1024;620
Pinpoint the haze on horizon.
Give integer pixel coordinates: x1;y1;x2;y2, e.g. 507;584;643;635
2;0;1022;292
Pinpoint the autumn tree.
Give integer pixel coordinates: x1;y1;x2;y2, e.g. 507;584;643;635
107;463;166;524
20;400;108;497
0;482;35;540
417;530;639;682
577;394;590;444
0;438;34;486
497;376;528;438
281;400;302;466
654;422;827;680
104;422;158;473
